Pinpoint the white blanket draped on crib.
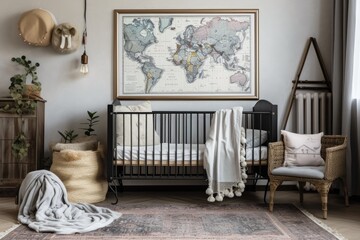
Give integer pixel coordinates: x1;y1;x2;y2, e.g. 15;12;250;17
204;107;247;202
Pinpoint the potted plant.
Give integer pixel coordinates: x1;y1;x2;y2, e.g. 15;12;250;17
0;56;41;159
54;110;99;150
58;111;99;143
50;111;107;203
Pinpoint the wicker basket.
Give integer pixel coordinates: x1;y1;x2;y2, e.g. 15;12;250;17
50;146;107;203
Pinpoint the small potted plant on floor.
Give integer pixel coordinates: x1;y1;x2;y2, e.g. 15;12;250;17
53;110;99;151
50;111;107;204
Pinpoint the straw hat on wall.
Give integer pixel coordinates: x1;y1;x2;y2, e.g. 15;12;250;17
18;8;56;47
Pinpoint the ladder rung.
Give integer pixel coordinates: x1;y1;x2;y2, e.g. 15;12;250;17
292;80;329;84
295;87;330;91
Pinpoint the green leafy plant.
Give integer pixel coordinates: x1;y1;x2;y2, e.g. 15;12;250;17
57;130;78;143
0;56;41;160
11;131;30;160
5;56;41;115
80;111;99;136
57;111;99;143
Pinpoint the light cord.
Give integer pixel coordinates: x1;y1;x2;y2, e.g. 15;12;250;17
82;0;87;52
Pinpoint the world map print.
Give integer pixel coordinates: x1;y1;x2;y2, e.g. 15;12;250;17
119;13;257;98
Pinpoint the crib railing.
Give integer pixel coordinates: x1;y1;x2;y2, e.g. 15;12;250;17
109;109;273;173
108;110;214;181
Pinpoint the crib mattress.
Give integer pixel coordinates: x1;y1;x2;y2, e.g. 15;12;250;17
114;143;267;167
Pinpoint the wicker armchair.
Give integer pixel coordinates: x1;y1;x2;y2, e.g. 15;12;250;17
268;135;349;219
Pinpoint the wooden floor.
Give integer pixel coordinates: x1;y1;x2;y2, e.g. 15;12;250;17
1;189;359;239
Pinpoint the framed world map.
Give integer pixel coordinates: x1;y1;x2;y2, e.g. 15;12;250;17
113;9;259;100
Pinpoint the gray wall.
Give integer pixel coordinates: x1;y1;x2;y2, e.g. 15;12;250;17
0;0;334;158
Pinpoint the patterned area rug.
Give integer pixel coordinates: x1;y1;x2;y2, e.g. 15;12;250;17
1;201;344;240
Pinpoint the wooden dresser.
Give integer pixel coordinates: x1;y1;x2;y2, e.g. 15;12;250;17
0;98;45;196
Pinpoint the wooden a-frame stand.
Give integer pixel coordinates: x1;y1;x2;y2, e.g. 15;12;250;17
281;37;332;132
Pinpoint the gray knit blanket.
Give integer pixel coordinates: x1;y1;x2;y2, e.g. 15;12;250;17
17;170;121;234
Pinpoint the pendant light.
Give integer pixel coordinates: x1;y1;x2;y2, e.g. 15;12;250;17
80;50;88;74
80;0;88;74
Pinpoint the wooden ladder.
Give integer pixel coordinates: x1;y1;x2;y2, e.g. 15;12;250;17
281;37;332;132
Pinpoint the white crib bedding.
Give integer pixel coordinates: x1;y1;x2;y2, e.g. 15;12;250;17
114;143;267;166
246;146;268;164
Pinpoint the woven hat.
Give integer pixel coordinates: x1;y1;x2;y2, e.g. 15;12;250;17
18;8;56;47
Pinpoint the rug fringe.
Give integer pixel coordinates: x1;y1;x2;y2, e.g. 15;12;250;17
0;224;20;239
294;204;347;240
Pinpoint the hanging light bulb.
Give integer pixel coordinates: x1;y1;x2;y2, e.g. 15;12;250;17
80;0;88;74
80;50;88;74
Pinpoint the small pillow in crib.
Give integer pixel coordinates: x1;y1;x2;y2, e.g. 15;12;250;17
281;130;325;167
114;101;160;146
246;129;268;147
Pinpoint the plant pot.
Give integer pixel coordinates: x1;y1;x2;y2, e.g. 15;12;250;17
23;84;42;100
50;145;107;203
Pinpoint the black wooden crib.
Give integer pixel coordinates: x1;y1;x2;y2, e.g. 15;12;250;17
107;100;277;203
